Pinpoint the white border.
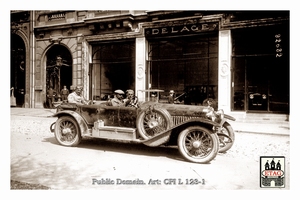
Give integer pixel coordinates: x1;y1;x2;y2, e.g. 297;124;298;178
3;1;298;198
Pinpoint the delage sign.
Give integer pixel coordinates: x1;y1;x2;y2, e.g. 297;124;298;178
145;22;218;37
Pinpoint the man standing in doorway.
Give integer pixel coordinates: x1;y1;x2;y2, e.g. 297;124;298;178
60;85;69;102
47;87;55;108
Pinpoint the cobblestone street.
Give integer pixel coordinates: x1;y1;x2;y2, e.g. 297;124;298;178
10;114;290;190
11;115;290;164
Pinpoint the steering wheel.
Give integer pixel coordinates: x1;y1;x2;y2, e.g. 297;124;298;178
127;96;139;108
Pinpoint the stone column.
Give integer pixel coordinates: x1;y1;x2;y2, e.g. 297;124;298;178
135;37;147;100
218;30;232;112
81;38;90;100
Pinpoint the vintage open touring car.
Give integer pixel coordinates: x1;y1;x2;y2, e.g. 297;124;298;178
50;90;235;164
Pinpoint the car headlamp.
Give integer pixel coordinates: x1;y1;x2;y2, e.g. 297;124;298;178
205;107;216;121
216;109;224;120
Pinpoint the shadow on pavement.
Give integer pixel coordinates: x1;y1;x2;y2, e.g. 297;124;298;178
42;136;190;164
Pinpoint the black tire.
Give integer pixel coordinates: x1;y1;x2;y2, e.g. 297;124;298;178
218;122;235;153
178;126;219;163
54;116;82;147
50;122;55;132
136;107;173;139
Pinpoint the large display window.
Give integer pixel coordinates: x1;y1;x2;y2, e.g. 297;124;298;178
147;34;218;105
91;41;135;100
232;24;289;113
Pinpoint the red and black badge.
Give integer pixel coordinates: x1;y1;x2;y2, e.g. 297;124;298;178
260;156;285;188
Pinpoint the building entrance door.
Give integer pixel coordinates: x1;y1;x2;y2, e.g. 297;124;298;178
231;24;289;113
246;57;269;111
232;55;289;113
11;34;26;107
45;45;72;108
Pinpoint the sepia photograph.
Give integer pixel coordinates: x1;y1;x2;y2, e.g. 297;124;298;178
5;0;298;198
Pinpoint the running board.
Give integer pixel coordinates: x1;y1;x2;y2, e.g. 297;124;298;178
91;126;137;140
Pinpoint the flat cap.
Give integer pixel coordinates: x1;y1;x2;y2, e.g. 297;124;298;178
114;89;125;94
126;89;134;94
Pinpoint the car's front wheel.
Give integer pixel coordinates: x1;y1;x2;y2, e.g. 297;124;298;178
54;116;82;147
178;126;219;163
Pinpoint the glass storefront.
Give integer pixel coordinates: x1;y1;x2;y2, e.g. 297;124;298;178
232;24;289;113
147;34;218;104
91;41;135;100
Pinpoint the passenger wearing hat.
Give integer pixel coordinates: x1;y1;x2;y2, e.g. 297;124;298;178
110;89;128;107
168;90;175;104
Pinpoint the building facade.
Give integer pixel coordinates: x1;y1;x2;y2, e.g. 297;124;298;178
10;10;289;114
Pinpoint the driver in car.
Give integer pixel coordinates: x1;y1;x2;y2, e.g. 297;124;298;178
67;86;90;105
108;89;129;107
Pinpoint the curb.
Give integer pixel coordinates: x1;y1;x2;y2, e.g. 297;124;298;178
234;130;289;136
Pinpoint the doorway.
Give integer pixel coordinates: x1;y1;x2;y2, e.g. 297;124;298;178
11;34;26;107
45;45;72;107
246;56;269;111
231;24;289;113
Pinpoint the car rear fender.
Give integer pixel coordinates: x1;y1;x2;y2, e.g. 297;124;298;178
51;111;89;136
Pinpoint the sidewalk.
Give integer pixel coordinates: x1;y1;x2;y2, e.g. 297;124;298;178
10;107;290;136
230;121;289;136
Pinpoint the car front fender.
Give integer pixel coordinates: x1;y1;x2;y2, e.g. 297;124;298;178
224;114;236;121
51;111;89;136
142;118;220;147
219;114;236;126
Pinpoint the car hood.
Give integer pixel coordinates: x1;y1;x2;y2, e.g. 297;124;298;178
139;101;209;118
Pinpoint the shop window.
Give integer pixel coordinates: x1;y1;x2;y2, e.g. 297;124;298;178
148;34;218;105
91;42;135;100
232;24;289;113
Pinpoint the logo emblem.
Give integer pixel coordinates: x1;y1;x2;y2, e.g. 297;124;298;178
260;156;285;188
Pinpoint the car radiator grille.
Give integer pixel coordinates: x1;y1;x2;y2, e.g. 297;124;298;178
172;116;198;126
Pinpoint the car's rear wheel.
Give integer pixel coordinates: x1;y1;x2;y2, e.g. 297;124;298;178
137;107;173;139
178;126;219;163
54;116;82;147
218;122;235;153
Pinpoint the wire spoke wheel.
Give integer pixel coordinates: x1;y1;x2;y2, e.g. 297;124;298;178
178;126;219;163
143;112;167;136
54;116;81;147
137;107;172;139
